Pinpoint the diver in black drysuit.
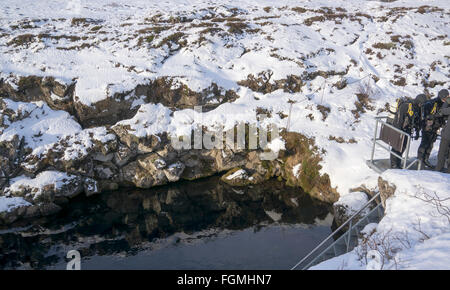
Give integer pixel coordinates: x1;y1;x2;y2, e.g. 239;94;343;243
417;89;450;169
390;94;426;169
435;89;450;172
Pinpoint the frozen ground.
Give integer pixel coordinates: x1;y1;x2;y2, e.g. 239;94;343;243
0;0;449;269
312;170;450;270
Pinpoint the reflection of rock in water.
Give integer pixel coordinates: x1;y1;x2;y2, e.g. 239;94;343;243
0;177;331;269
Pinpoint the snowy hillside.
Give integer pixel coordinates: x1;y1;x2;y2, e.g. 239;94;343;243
0;0;449;269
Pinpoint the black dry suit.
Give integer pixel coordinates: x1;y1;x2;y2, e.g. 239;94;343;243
417;95;447;166
390;95;425;169
436;103;450;172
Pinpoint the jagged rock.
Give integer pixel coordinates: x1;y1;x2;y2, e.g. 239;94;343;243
0;99;33;124
179;150;217;180
113;143;137;167
221;168;252;186
94;164;116;180
179;148;246;180
137;153;167;172
112;124;165;153
0;134;21;160
0;196;31;224
211;148;247;172
163;162;185;182
248;172;266;184
0;200;62;225
74;93;137;128
135;78;239;112
349;185;377;199
155;146;178;161
84;177;100;196
93;152;114;162
0;134;24;180
243;151;269;177
378;177;396;208
2;74;239;128
93;160;120;184
0;95;340;227
0;210;19;224
281;131;339;204
4;172;83;202
120;161;168;188
38;203;62;216
0;76;76;114
22;127;117;176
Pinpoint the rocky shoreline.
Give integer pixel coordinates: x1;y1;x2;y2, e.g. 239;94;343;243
0;77;338;225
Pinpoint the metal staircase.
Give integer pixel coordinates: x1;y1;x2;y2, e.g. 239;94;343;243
291;192;384;270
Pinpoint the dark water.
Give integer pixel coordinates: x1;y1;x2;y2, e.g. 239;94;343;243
0;176;333;270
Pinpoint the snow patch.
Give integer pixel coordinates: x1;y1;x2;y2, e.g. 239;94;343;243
6;171;79;200
0;197;31;213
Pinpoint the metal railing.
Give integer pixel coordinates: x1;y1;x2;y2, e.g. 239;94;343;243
291;192;383;270
367;116;421;174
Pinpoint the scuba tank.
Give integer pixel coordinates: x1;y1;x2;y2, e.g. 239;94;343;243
388;97;415;126
387;101;398;124
388;97;409;124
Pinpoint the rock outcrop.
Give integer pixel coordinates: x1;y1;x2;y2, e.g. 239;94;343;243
0;76;239;128
378;177;397;208
0;171;88;224
0;86;338;225
280;132;339;204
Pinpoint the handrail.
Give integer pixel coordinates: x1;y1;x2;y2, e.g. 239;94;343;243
368;116;420;172
374;116;409;136
290;192;381;270
302;201;384;270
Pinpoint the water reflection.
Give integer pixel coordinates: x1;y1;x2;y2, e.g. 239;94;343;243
0;176;333;269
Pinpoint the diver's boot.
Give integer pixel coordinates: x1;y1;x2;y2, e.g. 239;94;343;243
423;159;435;169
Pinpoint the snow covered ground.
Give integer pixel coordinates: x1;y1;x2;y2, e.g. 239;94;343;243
0;0;449;269
312;170;450;270
1;0;448;190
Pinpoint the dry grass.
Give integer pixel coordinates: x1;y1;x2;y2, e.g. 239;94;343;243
328;136;357;144
225;21;249;34
155;32;186;49
391;76;406;87
372;42;396;50
317;105;331;121
292;7;308;14
351;81;375;119
7;34;35;47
